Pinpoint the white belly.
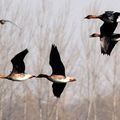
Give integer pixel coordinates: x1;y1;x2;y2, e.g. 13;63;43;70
11;74;33;81
48;77;69;83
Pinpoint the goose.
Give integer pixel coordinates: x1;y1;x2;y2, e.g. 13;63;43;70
85;11;120;36
0;19;21;29
37;44;76;98
90;33;120;55
0;49;35;81
85;11;120;23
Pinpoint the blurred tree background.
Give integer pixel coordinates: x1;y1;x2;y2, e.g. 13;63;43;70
0;0;120;120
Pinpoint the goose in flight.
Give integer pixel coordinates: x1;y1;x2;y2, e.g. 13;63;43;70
85;11;120;23
0;49;35;81
90;33;120;55
85;11;120;36
0;19;21;29
85;11;120;55
37;44;76;98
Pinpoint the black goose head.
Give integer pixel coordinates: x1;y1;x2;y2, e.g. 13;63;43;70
0;20;6;24
90;33;100;37
99;11;115;23
101;11;120;23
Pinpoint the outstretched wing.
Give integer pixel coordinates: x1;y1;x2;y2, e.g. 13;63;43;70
107;41;118;55
49;44;65;76
100;36;118;55
100;36;110;55
0;19;21;29
11;49;28;74
100;22;118;36
52;83;66;98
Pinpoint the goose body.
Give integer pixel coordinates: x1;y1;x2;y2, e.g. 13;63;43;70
50;75;75;83
37;74;75;83
47;75;68;83
37;44;76;97
7;73;34;81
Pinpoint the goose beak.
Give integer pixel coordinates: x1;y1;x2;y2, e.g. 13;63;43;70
90;34;94;37
84;15;98;19
84;15;91;19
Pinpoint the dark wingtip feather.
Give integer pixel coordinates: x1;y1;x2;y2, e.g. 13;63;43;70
23;48;29;53
10;48;29;73
19;48;29;56
50;44;65;76
52;83;66;98
11;49;28;62
52;44;57;48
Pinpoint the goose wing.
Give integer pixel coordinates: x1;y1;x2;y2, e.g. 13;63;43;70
100;22;117;36
100;36;110;55
100;36;118;55
0;19;21;29
52;83;66;98
107;41;118;55
11;49;28;74
49;44;65;76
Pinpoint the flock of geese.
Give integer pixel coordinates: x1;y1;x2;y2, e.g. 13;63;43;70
0;45;76;98
0;11;120;98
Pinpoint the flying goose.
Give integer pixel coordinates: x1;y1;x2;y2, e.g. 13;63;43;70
85;11;120;36
85;11;120;23
85;11;120;55
0;19;21;29
37;44;76;98
90;33;120;55
0;49;35;81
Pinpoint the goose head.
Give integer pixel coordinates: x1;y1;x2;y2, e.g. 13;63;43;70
0;20;6;24
90;33;100;37
85;15;101;19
